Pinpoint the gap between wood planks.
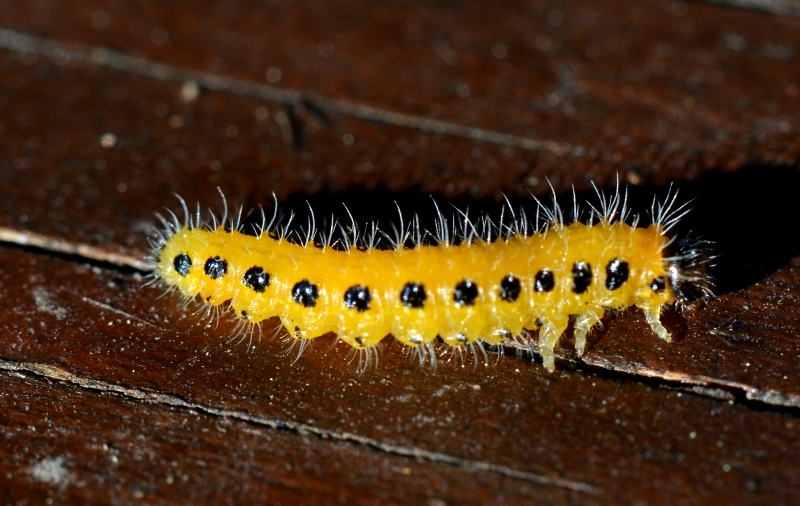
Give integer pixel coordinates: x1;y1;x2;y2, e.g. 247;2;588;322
2;226;800;412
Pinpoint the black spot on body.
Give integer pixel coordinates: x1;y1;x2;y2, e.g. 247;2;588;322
354;336;365;347
605;258;629;290
344;285;371;312
243;266;270;293
500;275;521;302
571;262;592;294
204;256;228;280
453;280;478;306
294;326;302;338
173;253;192;277
292;280;319;307
651;276;666;293
535;269;555;292
401;283;426;308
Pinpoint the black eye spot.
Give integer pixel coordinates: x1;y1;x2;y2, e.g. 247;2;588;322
243;266;270;293
651;276;666;293
240;310;248;319
354;336;365;347
499;275;521;302
453;280;478;306
294;326;302;338
268;230;280;240
534;269;555;292
605;258;629;290
572;262;592;294
173;253;192;277
344;285;371;312
204;256;228;279
292;280;319;308
400;282;426;308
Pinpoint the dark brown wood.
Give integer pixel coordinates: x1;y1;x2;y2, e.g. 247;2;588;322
1;0;799;503
2;247;800;504
2;369;586;505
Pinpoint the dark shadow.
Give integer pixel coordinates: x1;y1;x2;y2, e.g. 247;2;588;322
242;186;526;249
658;166;800;293
240;165;800;293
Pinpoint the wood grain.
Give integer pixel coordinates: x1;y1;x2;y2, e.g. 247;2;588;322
1;1;799;503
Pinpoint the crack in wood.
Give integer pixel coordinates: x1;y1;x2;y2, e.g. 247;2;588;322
0;28;581;155
0;227;149;270
582;355;800;409
703;0;800;16
0;358;601;495
74;293;169;333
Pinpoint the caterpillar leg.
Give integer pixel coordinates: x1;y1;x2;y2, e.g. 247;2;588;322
638;303;671;342
573;308;605;356
537;317;569;373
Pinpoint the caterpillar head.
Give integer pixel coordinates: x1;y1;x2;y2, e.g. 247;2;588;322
665;237;715;308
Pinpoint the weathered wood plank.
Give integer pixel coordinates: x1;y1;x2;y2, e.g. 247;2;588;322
1;0;800;503
2;27;800;408
1;247;799;503
1;370;585;505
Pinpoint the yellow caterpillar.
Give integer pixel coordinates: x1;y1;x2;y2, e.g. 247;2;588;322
150;186;712;372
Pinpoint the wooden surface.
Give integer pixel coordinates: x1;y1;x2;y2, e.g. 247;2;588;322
1;1;800;504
